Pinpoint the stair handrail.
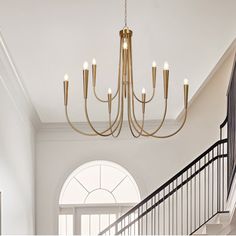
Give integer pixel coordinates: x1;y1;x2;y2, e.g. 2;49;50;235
99;138;228;235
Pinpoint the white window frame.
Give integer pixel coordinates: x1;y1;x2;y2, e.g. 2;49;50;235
59;203;135;235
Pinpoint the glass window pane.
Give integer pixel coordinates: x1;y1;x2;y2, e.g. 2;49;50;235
81;215;90;235
90;214;100;235
59;215;66;235
75;165;100;192
112;177;140;203
59;214;73;235
85;189;115;204
100;214;109;232
101;165;126;191
61;178;88;204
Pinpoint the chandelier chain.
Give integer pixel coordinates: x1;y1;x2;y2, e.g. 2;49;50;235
124;0;127;27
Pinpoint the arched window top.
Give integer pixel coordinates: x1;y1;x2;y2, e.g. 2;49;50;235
59;161;140;204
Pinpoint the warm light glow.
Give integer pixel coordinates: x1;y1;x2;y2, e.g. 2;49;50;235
142;88;146;94
64;74;69;81
92;58;96;65
164;62;169;70
152;61;157;67
83;61;89;70
184;79;189;85
123;41;128;50
108;88;112;94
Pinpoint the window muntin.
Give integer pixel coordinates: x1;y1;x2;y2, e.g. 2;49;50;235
59;161;140;204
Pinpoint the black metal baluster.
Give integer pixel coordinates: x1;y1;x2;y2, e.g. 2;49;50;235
176;178;178;235
199;160;201;227
146;202;148;235
163;188;165;235
168;185;170;235
181;174;183;235
190;166;192;233
158;193;160;235
172;181;174;235
138;207;141;235
223;142;225;210
141;205;143;235
217;143;220;213
151;198;153;235
208;152;210;219
128;215;131;235
212;149;214;215
204;155;206;222
194;163;197;231
187;170;189;235
154;195;156;235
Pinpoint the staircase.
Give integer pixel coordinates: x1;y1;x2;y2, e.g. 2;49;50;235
99;120;229;235
193;212;231;235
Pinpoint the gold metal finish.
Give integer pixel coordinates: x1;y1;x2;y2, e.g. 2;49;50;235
108;93;112;114
152;67;157;88
92;64;96;87
63;26;189;138
163;70;169;99
63;81;69;106
142;93;146;114
83;70;89;99
184;84;189;109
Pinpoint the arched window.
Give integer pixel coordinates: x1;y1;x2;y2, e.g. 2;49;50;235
59;161;140;235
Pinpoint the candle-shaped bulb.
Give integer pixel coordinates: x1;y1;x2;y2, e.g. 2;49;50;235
152;61;157;67
83;61;89;70
92;58;96;65
142;88;146;94
164;61;169;70
64;73;69;81
108;88;112;94
123;41;128;50
184;79;189;85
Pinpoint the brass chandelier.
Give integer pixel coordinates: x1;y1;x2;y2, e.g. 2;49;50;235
63;0;189;138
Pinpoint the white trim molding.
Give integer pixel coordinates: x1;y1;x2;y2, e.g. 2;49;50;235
0;30;41;129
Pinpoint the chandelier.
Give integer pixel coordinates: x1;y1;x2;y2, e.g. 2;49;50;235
63;0;189;138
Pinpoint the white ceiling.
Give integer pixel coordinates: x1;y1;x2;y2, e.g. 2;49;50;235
0;0;235;123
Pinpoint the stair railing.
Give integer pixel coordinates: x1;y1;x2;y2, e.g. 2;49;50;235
100;122;228;235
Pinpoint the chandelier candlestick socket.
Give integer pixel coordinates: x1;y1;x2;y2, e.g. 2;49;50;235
142;88;146;114
152;61;157;88
92;59;97;87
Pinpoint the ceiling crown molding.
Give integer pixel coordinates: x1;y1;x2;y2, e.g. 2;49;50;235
0;30;41;129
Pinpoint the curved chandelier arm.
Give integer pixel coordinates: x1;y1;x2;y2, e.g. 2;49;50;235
127;36;168;136
92;38;122;103
108;96;124;138
128;111;145;138
133;88;156;104
84;98;124;137
127;72;145;138
131;98;168;136
65;106;97;136
93;86;120;103
150;108;188;138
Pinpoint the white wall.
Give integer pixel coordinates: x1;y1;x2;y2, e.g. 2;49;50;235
0;36;37;234
36;49;235;234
